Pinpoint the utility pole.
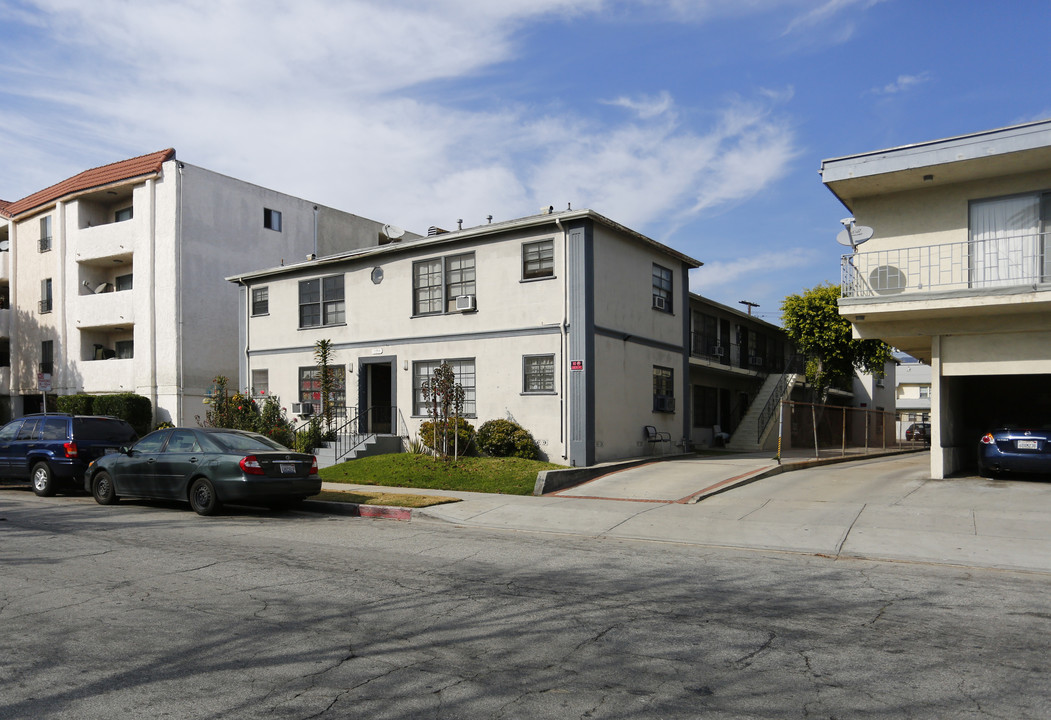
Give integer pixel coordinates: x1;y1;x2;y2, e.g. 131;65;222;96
739;300;759;316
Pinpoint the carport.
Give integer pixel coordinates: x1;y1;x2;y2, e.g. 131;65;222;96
938;373;1051;475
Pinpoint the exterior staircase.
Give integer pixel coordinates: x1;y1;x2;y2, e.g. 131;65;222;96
726;370;800;453
313;434;404;469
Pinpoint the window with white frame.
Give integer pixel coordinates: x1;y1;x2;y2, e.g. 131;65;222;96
413;358;476;416
251;369;269;396
264;208;282;232
299;365;346;412
523;354;555;393
919;386;931;398
39;278;52;313
653;366;674;412
412;253;476;315
299;276;344;328
522;239;554;280
652;264;672;312
252;286;269;316
969;192;1051;287
39;216;52;252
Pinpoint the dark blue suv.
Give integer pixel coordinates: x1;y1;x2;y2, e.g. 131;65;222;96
0;414;138;496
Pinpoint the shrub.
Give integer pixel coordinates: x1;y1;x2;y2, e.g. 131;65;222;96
56;394;95;415
420;417;474;456
295;417;326;454
477;419;539;460
93;393;153;436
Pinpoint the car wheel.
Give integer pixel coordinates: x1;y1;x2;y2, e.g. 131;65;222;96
31;462;55;497
92;471;119;505
188;478;221;516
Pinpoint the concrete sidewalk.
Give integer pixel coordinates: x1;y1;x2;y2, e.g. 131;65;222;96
320;450;1051;574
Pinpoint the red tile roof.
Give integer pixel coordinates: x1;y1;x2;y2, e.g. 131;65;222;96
1;148;175;219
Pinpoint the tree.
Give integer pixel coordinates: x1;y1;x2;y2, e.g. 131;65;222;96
421;362;470;459
780;283;892;394
314;339;335;430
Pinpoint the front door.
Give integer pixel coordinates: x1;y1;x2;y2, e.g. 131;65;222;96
360;358;396;434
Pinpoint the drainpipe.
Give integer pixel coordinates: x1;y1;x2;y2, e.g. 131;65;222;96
313;205;319;258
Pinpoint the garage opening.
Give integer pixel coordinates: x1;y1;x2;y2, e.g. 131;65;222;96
947;374;1051;472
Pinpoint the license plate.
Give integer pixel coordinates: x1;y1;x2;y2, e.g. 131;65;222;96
279;463;296;474
1016;439;1039;450
102;447;117;455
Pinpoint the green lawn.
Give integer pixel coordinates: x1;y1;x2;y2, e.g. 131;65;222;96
319;453;562;495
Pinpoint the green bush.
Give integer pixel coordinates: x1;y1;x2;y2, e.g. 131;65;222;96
420;417;475;456
295;417;326;454
93;393;153;436
477;419;539;460
56;394;95;415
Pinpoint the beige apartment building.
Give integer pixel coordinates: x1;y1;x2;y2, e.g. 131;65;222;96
821;120;1051;477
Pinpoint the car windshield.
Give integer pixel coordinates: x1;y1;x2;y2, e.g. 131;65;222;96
207;431;288;452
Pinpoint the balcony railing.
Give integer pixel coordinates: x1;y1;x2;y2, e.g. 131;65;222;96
842;233;1051;299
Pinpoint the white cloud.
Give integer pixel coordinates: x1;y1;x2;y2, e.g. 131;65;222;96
781;0;885;40
0;0;801;238
871;72;931;95
691;247;819;293
601;92;675;119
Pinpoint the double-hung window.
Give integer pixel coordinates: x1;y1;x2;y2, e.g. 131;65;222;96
299;276;344;328
299;365;347;413
653;366;674;413
652;264;673;312
969;193;1050;287
252;286;269;316
523;355;555;393
413;359;476;416
522;239;554;280
413;253;476;315
252;369;269;396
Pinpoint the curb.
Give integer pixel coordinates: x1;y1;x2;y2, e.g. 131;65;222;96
301;499;413;521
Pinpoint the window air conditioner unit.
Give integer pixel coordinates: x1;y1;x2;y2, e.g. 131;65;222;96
455;294;477;312
655;396;676;412
652;295;667;311
711;345;724;357
749;356;763;366
291;402;313;416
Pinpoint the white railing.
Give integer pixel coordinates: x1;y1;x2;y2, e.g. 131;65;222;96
842;233;1051;299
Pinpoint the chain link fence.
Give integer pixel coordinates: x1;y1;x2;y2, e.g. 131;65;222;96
777;400;922;458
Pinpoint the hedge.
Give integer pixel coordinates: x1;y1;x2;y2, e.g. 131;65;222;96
54;392;153;437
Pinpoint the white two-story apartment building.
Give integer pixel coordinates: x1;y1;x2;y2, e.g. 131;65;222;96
230;209;701;467
821;120;1051;477
0;149;409;425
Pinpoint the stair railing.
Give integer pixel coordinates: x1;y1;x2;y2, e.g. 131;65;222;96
756;355;804;443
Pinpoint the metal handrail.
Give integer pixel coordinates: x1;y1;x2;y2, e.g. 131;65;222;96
331;405;396;464
757;355;803;443
841;232;1051;299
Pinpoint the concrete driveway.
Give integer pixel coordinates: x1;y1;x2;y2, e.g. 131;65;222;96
409;452;1051;573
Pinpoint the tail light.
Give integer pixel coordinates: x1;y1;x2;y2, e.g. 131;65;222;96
309;456;318;475
980;434;995;445
239;455;265;475
64;442;78;458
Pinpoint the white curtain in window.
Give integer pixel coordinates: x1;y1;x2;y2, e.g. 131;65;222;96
969;195;1041;287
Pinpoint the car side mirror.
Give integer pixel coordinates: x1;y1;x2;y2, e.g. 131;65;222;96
120;446;133;455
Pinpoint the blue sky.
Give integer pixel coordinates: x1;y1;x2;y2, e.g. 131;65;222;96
2;0;1049;323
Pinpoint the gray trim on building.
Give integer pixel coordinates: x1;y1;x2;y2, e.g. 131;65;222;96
567;219;595;467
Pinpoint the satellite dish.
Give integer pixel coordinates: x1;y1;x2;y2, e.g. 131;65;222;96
836;225;874;248
0;240;8;251
382;224;405;241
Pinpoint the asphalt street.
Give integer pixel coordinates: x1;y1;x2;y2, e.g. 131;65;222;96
1;485;1049;719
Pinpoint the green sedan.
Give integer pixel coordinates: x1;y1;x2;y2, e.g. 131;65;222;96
85;428;320;516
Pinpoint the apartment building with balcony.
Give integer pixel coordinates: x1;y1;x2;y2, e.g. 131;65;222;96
895;356;931;437
0;149;409;425
821;120;1051;477
230;208;701;467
